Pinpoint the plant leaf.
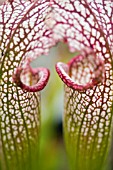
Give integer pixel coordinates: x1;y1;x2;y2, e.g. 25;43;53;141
54;1;113;170
50;0;113;57
0;0;54;169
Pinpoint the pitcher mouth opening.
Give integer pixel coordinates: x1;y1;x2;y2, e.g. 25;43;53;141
56;54;104;91
13;65;50;92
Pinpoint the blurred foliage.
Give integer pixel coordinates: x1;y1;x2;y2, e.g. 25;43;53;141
31;43;71;170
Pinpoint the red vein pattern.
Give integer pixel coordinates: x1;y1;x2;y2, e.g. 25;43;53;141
54;0;113;170
0;0;113;169
0;0;54;169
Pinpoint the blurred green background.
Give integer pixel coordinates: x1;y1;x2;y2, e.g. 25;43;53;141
31;43;72;170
